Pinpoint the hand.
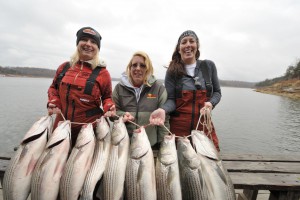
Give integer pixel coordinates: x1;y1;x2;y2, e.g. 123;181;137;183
200;102;212;115
47;103;61;115
149;108;165;126
104;105;116;117
122;112;134;122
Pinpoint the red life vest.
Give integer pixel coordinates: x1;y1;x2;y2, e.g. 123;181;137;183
170;89;219;151
51;62;110;145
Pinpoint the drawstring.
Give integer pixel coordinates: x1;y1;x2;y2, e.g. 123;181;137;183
55;110;213;140
196;108;213;139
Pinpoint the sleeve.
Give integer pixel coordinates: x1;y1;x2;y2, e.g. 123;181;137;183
47;62;69;109
99;68;115;113
161;71;177;114
208;60;222;107
156;83;170;143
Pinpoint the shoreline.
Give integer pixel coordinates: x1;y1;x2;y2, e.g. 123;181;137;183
255;79;300;100
255;89;300;100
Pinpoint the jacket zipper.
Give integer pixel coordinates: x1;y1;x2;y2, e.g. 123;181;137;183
190;90;196;132
64;84;71;119
73;62;83;83
71;100;75;122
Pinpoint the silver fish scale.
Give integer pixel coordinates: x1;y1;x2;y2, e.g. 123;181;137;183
125;154;156;200
125;159;140;199
191;130;236;200
3;116;52;200
100;118;129;200
80;142;108;200
155;165;175;200
31;152;48;199
80;119;111;200
177;138;207;200
102;144;126;199
180;169;206;200
60;149;78;200
220;162;236;200
155;134;182;200
2;148;26;200
31;121;71;200
125;127;156;200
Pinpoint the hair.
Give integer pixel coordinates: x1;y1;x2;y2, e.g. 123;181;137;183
167;32;200;78
126;51;154;86
69;47;100;70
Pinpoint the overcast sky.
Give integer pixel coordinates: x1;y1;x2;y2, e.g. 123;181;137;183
1;0;299;82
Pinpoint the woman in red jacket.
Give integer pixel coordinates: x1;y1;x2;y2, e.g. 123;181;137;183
47;26;116;146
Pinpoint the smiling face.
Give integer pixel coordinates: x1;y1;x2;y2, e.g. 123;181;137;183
78;37;98;61
130;55;147;87
178;36;198;64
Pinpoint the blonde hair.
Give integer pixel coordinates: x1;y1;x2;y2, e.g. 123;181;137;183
69;47;100;70
126;51;154;86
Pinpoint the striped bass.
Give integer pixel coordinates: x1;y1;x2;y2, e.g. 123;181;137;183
80;116;111;200
177;137;207;200
155;134;181;200
2;115;53;200
100;117;129;200
191;130;236;200
31;120;71;200
125;126;156;200
60;123;95;200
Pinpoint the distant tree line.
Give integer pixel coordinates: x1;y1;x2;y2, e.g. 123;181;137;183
219;80;256;88
256;59;300;87
1;66;257;88
0;66;55;78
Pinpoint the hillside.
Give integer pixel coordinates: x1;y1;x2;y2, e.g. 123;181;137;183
255;79;300;99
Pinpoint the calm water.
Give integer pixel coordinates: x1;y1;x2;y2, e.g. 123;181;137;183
0;77;299;154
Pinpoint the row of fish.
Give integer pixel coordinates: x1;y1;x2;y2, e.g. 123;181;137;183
3;115;236;200
3;115;112;200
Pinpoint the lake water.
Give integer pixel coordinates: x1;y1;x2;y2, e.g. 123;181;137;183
0;77;299;154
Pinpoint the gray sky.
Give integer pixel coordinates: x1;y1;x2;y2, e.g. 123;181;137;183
1;0;299;82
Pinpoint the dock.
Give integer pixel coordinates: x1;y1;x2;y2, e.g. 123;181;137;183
1;152;300;200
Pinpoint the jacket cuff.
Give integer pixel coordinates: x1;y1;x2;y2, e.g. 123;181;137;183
103;103;114;113
47;99;62;110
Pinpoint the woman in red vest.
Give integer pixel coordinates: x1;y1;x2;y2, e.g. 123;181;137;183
150;30;222;150
47;26;116;146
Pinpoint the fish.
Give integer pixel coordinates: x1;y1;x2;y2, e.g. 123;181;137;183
125;126;156;200
177;137;207;200
80;116;111;200
2;115;53;200
59;123;95;200
191;130;236;200
190;130;220;161
155;134;182;200
31;120;71;200
99;117;129;200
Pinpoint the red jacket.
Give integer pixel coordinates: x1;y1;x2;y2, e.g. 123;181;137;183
48;61;114;138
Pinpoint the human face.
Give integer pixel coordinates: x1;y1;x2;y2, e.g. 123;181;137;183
130;56;147;87
78;37;98;61
178;36;198;64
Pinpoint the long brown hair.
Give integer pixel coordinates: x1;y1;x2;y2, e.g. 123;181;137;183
167;32;200;78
